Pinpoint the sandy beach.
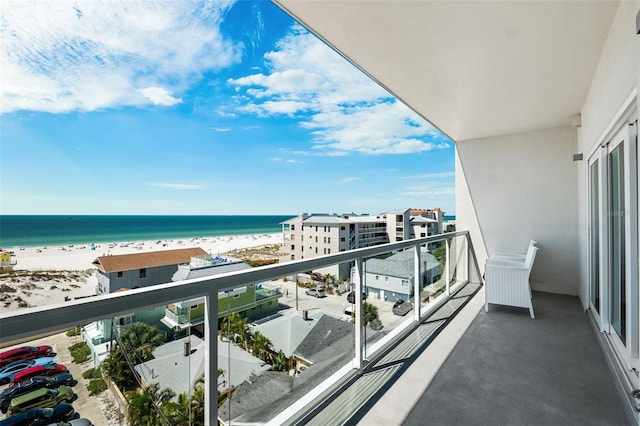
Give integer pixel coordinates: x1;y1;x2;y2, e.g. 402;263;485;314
1;233;282;313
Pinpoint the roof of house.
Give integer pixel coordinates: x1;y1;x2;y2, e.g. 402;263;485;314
219;314;384;423
92;247;207;273
364;250;440;278
253;309;325;357
172;259;251;281
134;335;270;396
292;314;354;364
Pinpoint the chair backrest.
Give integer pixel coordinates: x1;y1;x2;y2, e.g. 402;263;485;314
524;246;538;273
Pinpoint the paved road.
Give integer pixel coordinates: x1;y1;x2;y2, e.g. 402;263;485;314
268;279;410;333
0;332;122;426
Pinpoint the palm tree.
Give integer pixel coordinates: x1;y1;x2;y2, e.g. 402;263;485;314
101;322;165;389
362;302;379;327
272;350;287;372
252;331;273;363
121;323;164;362
126;382;175;426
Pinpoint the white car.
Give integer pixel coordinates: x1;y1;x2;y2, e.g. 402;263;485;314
305;288;326;298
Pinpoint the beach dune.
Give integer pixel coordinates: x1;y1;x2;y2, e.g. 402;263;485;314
1;233;282;313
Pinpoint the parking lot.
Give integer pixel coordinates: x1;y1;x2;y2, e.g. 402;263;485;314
0;332;123;426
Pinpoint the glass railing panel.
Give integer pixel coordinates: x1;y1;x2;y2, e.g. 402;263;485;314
360;246;415;358
418;234;453;316
76;299;201;426
218;263;356;425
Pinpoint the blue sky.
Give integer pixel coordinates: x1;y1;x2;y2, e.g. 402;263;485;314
1;0;455;216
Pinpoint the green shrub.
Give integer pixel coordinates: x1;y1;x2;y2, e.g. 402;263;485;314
87;378;107;395
83;368;101;379
66;327;81;337
68;342;91;363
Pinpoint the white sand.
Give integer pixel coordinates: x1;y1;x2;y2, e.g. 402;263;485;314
9;233;282;271
1;233;282;313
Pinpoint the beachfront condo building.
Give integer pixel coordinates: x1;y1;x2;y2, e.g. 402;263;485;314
280;208;445;280
3;2;639;424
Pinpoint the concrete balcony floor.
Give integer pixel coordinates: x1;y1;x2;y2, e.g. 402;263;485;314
328;288;632;425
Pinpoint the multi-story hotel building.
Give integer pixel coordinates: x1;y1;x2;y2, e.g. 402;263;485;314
281;208;444;280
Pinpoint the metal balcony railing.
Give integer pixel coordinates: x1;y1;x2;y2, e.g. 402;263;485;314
0;231;481;425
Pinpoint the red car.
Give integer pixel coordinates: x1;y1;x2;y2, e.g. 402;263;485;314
10;363;67;386
0;346;53;367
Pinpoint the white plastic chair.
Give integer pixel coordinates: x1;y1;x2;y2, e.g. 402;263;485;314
490;240;537;262
484;246;538;318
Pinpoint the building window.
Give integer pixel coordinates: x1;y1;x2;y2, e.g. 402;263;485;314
233;294;240;298
315;226;318;231
328;237;331;243
327;249;330;254
291;255;295;260
139;268;146;278
341;226;345;230
402;280;409;287
291;244;295;250
324;237;327;243
291;225;295;231
341;237;346;242
117;271;123;278
315;247;318;253
375;275;379;280
315;236;318;242
421;233;426;237
385;277;389;282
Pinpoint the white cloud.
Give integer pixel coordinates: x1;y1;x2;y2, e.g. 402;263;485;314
340;177;361;183
140;87;182;106
228;27;449;155
1;0;240;113
150;182;206;190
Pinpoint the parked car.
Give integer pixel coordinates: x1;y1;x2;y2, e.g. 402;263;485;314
0;358;55;385
392;299;413;316
0;404;75;426
10;364;68;386
7;386;75;416
46;420;93;426
305;288;326;298
0;373;73;414
346;291;367;304
0;347;53;368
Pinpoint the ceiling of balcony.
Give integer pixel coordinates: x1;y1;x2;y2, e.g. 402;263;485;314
273;0;620;142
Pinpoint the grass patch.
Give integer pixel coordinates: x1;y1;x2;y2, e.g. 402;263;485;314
69;342;91;364
83;368;101;379
66;327;81;337
87;378;107;395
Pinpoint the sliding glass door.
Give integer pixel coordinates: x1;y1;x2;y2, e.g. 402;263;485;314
588;156;600;317
607;136;625;344
589;120;638;370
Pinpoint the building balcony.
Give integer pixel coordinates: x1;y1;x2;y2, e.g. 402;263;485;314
0;231;635;425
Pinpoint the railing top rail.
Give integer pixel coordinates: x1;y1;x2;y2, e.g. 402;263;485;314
0;231;468;344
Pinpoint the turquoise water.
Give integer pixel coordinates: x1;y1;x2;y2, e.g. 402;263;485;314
0;215;293;248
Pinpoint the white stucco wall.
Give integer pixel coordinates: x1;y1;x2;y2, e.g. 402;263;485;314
576;0;640;308
456;125;580;295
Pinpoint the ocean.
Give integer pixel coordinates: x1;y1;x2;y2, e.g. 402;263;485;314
0;215;294;248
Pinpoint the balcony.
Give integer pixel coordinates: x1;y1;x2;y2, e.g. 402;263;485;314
0;231;634;425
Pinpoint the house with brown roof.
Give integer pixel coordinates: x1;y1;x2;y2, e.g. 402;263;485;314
92;247;207;294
